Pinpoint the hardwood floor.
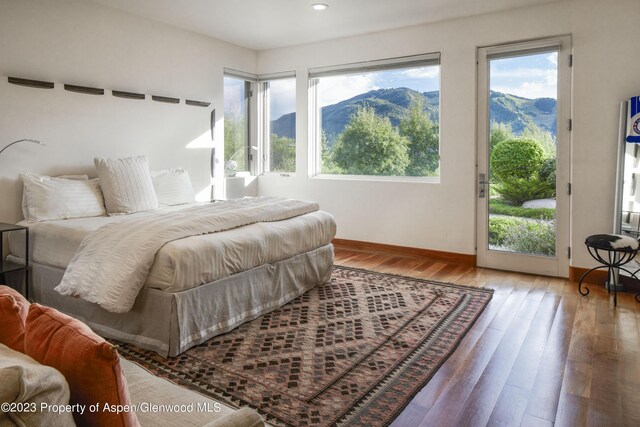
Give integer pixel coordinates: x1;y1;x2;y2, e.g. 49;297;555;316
333;245;640;427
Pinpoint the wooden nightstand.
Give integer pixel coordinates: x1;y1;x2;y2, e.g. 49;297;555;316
0;223;29;299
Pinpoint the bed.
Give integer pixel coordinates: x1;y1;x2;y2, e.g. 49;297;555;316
7;160;336;356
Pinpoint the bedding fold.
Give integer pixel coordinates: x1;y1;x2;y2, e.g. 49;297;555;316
54;197;319;313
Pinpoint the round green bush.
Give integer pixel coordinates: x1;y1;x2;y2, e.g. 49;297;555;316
490;138;544;181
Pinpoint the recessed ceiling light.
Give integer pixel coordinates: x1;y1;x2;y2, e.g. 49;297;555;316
312;3;329;11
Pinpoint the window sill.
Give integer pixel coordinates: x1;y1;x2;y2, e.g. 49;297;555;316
311;174;440;184
260;172;295;178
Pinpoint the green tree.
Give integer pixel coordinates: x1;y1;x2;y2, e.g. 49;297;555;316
224;118;247;171
320;130;343;174
399;96;439;176
332;106;409;176
489;122;514;151
270;134;295;172
520;122;555;159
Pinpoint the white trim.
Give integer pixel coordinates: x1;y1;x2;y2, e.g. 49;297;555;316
257;80;269;175
223;67;258;81
309;52;440;78
308;77;321;178
476;35;572;278
481;36;567;60
258;70;296;81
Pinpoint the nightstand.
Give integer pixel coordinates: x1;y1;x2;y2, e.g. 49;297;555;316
0;223;29;299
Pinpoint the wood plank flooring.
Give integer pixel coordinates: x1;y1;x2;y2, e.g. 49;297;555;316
333;244;640;427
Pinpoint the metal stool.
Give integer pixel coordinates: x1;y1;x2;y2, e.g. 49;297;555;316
578;234;640;306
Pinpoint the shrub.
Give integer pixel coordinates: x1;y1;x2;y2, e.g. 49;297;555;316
488;216;522;247
494;178;555;206
503;219;556;256
489;199;555;220
539;157;556;188
488;217;556;256
490;138;544;181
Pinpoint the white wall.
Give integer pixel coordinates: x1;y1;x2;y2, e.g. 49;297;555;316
257;0;640;269
0;0;256;223
1;0;638;271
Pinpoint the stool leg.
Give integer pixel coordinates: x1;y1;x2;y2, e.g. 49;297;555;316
578;266;607;296
609;252;617;306
610;266;617;306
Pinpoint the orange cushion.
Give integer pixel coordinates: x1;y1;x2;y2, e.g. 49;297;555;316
24;304;139;427
0;285;29;352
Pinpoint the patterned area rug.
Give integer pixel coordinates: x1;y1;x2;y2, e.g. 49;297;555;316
116;266;493;427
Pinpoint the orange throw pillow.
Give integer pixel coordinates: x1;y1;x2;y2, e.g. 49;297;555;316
24;304;139;427
0;285;29;352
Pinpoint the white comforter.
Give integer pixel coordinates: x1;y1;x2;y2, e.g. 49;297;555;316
54;197;320;313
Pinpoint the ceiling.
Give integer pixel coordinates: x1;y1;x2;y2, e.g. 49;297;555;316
86;0;560;51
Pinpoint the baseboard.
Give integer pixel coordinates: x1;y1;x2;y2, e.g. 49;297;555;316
569;267;609;284
332;238;476;267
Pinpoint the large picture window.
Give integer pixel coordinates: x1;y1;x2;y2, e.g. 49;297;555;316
310;54;440;178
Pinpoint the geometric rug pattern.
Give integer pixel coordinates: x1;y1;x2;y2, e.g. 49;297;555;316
116;266;493;427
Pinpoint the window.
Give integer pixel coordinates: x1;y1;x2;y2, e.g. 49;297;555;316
261;74;296;173
309;54;440;178
224;73;254;176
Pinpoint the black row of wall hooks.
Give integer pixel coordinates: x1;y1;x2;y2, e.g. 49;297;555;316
7;76;211;107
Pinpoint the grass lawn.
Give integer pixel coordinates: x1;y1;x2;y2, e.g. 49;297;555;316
488;198;555;220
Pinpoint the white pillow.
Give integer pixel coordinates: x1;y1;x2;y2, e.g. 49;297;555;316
151;168;196;206
21;173;107;222
0;343;75;427
94;155;158;214
56;174;89;180
21;174;91;220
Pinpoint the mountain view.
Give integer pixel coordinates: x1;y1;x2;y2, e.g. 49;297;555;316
271;88;557;145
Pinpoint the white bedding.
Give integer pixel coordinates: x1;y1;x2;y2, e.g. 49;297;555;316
9;200;336;294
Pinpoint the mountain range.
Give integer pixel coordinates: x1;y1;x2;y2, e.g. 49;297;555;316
271;88;557;145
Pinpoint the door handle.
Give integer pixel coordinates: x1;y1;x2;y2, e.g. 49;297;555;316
478;173;490;198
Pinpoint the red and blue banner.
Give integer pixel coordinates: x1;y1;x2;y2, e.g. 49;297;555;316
627;96;640;143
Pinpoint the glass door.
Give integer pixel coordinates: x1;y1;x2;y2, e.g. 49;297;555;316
476;37;571;277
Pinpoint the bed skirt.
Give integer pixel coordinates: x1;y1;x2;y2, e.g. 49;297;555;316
8;244;334;357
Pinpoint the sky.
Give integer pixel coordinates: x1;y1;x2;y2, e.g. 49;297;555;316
236;51;559;120
490;52;558;100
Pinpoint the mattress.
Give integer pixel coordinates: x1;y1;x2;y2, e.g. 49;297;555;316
9;203;336;292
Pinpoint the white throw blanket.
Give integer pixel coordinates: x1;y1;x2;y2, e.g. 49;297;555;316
55;197;319;313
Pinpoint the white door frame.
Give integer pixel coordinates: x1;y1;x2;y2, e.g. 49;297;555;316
476;36;572;277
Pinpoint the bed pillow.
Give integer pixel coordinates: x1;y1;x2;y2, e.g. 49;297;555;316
0;286;29;353
21;173;107;222
24;304;139;427
95;155;158;215
21;174;90;220
0;343;75;427
151;168;195;206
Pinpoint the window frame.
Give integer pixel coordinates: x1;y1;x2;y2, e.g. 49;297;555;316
223;68;258;176
257;71;297;176
308;53;441;181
